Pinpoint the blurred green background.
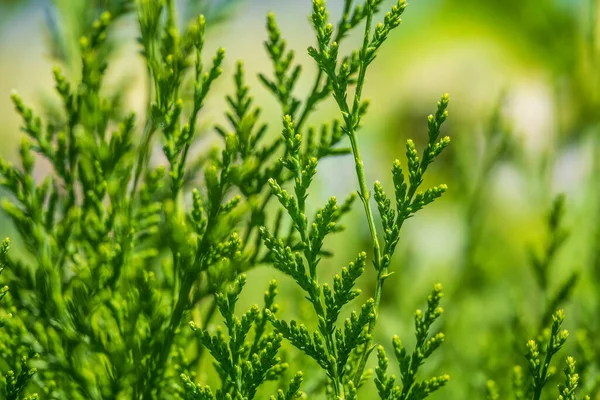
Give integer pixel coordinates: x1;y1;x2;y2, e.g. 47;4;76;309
2;0;600;398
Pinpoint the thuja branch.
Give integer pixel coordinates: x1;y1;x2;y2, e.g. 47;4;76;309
261;115;371;398
525;310;572;400
183;276;294;399
375;285;449;400
307;0;450;387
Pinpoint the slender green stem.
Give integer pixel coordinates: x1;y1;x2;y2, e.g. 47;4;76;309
347;132;382;270
339;2;381;273
533;353;552;400
336;1;392;387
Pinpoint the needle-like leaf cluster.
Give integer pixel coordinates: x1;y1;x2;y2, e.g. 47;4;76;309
374;285;449;400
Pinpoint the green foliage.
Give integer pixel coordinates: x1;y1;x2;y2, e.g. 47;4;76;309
526;310;570;400
558;357;579;400
0;0;453;398
260;114;369;397
182;276;295;399
1;2;280;398
528;194;578;330
481;193;589;400
256;0;450;397
486;380;500;400
374;285;449;400
488;310;585;400
305;0;451;389
0;239;38;400
7;0;600;399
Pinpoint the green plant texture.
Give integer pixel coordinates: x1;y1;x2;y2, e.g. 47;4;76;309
0;0;452;398
2;0;597;399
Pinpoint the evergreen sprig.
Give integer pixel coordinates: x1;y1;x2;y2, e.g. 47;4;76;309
261;115;372;398
374;94;450;277
558;357;579;400
259;13;302;117
270;372;304;400
305;0;451;389
526;310;570;400
374;285;449;400
185;275;293;399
